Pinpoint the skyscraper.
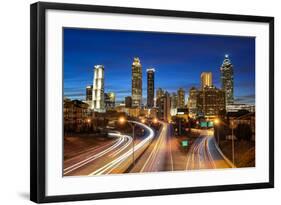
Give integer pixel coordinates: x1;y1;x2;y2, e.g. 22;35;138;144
84;85;93;107
201;72;213;89
156;91;171;122
125;96;132;108
104;92;115;110
197;86;225;117
86;85;93;101
188;87;198;116
177;88;185;108
92;65;105;112
171;92;178;109
146;68;155;108
220;54;234;105
131;57;142;107
170;92;178;116
156;88;164;100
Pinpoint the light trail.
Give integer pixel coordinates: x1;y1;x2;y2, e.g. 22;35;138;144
186;130;232;170
168;125;174;171
64;133;131;175
109;135;133;157
140;125;164;172
88;121;155;176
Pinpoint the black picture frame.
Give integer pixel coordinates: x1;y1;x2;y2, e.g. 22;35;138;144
30;2;274;203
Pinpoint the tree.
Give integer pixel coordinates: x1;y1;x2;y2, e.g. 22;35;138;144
234;123;252;141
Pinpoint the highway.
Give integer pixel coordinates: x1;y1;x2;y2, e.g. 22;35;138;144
64;123;234;176
64;121;155;176
185;129;234;170
130;121;172;173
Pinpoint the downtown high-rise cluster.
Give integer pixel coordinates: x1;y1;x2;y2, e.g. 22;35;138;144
84;54;254;121
188;54;236;118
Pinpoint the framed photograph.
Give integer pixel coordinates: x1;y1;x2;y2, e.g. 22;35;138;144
30;2;274;203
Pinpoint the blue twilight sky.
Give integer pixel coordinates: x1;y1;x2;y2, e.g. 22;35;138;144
63;28;255;104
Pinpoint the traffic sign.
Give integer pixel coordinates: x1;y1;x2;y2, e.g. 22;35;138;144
181;140;189;147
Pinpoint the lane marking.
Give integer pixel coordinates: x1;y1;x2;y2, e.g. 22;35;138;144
205;136;216;169
109;136;132;157
140;124;165;172
168;125;174;171
64;137;122;171
64;136;125;174
89;121;155;175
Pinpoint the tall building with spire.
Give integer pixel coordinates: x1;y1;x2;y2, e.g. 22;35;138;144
131;57;142;107
146;68;155;108
92;65;105;112
220;54;234;105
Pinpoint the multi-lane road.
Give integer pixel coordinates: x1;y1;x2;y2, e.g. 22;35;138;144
130;122;173;173
64;121;234;176
185;129;234;170
64;121;155;176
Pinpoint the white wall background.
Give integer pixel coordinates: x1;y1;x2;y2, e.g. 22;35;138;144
0;0;279;204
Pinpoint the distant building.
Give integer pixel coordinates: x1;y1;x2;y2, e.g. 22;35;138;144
177;88;185;108
156;88;165;100
86;85;93;101
170;92;178;116
84;85;93;107
221;54;234;105
197;86;226;118
132;57;142;107
114;105;126;113
145;108;157;119
64;99;91;132
175;108;189;120
171;92;178;109
125;107;141;118
146;68;155;108
226;103;255;113
125;96;132;108
92;65;105;112
156;92;171;122
201;72;213;89
188;87;198;116
104;92;115;110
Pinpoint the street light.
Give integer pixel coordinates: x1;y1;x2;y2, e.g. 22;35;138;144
118;117;136;166
153;118;158;124
231;121;235;166
141;119;146;124
214;118;220;145
214;118;220;125
86;118;91;132
118;116;126;124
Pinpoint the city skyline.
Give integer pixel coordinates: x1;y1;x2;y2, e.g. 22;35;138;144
63;27;256;177
64;28;255;104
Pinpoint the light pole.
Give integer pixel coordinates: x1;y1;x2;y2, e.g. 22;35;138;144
230;112;253;167
231;121;235;166
214;118;220;145
153;118;158;124
87;118;91;133
119;117;136;166
214;118;236;167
